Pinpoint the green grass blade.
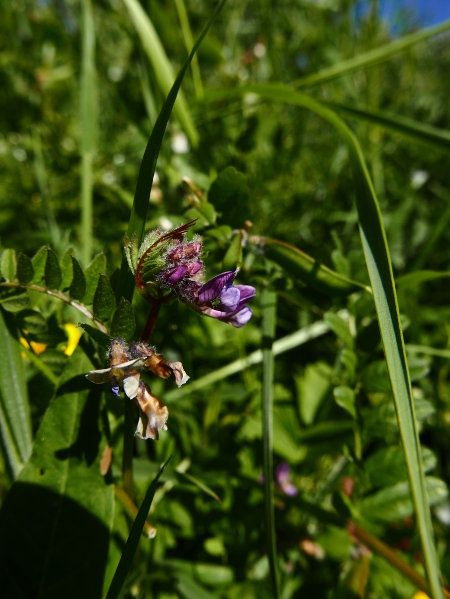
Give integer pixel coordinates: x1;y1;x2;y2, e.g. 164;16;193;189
262;236;370;296
396;270;450;289
105;457;172;599
122;0;198;146
227;82;442;599
80;0;97;266
164;318;331;401
33;133;60;248
293;19;450;88
261;288;279;598
174;0;204;101
0;309;32;475
115;0;227;304
325;102;450;151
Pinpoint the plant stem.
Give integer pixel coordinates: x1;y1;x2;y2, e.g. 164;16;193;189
140;301;161;343
0;282;108;333
261;287;279;598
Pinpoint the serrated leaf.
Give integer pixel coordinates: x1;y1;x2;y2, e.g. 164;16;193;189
31;246;47;284
17;253;34;285
93;275;115;322
84;254;106;305
0;345;114;597
333;386;356;419
16;309;48;334
0;290;31;313
0;309;32;477
59;247;76;290
45;248;62;289
78;323;112;350
1;249;16;282
111;298;135;341
70;256;86;300
223;231;242;271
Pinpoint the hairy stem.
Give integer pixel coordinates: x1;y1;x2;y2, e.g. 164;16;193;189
0;282;108;333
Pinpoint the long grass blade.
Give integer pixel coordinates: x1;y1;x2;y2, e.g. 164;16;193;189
261;288;279;598
80;0;97;266
115;0;227;304
164;318;331;401
106;457;171;599
174;0;204;101
293;19;450;88
0;310;32;476
122;0;198;145
324;102;450;151
211;82;443;598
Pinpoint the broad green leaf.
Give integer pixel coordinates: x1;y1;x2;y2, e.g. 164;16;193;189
0;309;32;476
324;312;354;347
293;19;450;88
122;0;197;145
45;247;62;289
333;386;356;419
70;256;86;300
93;274;115;322
326;102;450;152
16;253;34;285
16;309;48;334
223;231;242;271
260;288;280;598
84;253;106;305
366;446;436;489
80;0;97;265
194;563;234;586
59;247;76;290
262;237;370;297
361;477;448;522
0;289;31;313
0;345;114;597
222;82;442;597
396;270;450;289
1;248;16;282
111;297;136;340
295;361;332;425
31;246;48;284
78;323;112;350
105;457;170;599
115;0;227;304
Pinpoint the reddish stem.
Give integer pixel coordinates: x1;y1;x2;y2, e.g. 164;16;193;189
141;301;161;343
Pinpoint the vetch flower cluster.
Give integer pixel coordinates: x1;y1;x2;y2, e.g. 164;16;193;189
86;338;189;440
125;221;255;328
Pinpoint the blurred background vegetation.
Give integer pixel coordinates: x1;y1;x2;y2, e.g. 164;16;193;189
1;1;450;598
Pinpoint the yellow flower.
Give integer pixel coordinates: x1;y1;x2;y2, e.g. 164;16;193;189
62;323;82;356
412;592;430;599
20;336;47;356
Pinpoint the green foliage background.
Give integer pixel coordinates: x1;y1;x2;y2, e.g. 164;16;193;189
1;0;450;598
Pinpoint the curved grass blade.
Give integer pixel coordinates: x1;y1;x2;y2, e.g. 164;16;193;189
262;236;370;296
174;0;204;101
261;288;279;598
115;0;227;305
264;84;442;597
293;19;450;88
325;102;450;151
213;82;443;598
122;0;198;145
105;457;172;599
396;270;450;289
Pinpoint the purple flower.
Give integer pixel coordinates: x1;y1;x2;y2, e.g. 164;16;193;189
275;462;297;497
196;270;255;328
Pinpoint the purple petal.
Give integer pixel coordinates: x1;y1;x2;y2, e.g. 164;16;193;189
275;462;290;485
198;271;237;304
228;307;253;328
218;286;240;312
282;482;298;497
235;285;256;310
186;261;202;276
163;265;188;285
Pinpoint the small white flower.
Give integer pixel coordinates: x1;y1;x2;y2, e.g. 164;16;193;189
411;170;429;189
